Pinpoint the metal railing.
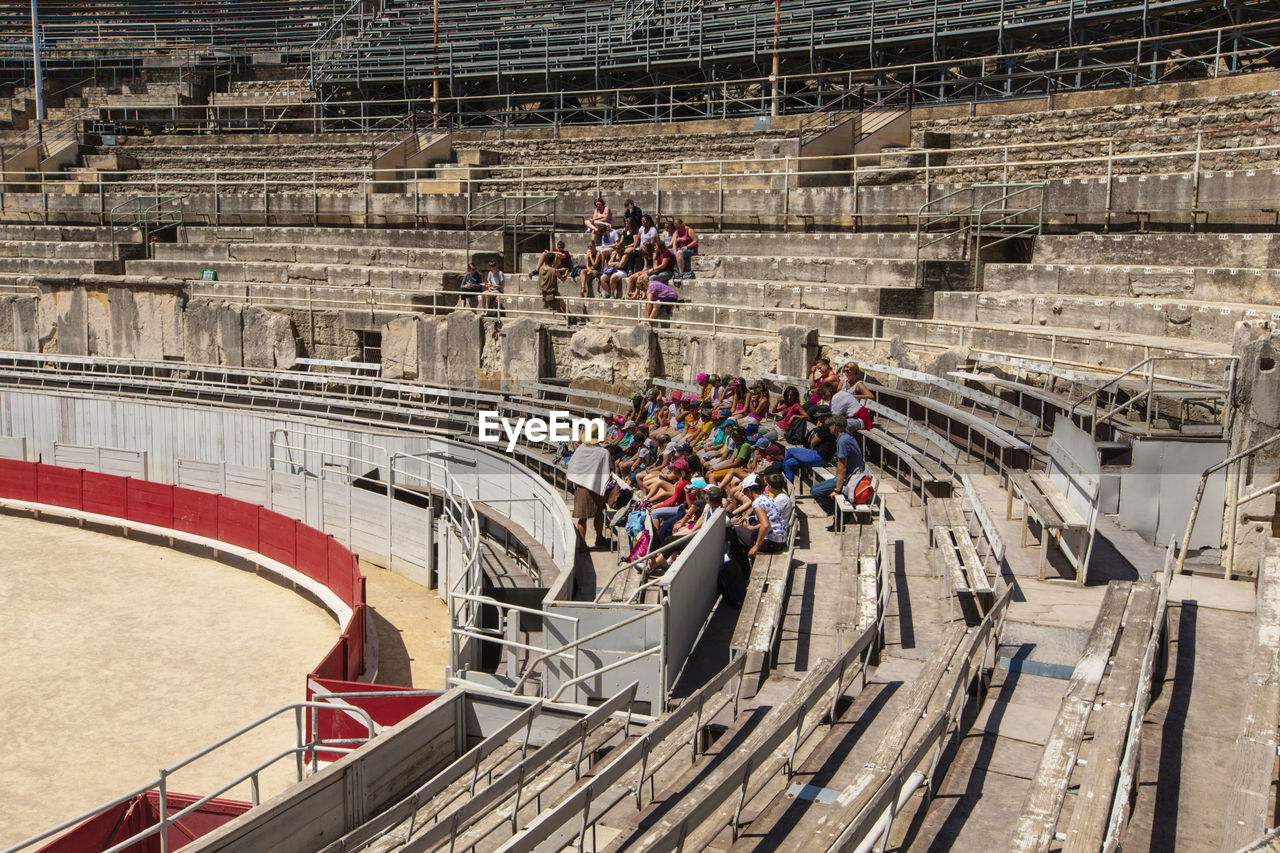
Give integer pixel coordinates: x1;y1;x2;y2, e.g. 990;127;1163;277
108;193;186;258
1067;354;1235;438
1177;433;1280;580
914;181;1044;286
797;82;912;146
6;700;377;853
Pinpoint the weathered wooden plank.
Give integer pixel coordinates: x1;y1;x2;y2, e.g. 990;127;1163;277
782;624;969;853
1010;470;1066;530
1061;582;1160;853
955;529;992;595
1030;469;1088;530
934;525;972;594
1008;581;1132;853
1219;538;1280;853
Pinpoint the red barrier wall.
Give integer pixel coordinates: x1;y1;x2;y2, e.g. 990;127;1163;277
0;460;438;853
0;461;371;686
0;458;37;501
81;472;128;518
38;791;251;853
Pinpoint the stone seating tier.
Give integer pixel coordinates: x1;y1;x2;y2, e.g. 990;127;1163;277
983;262;1280;304
1029;233;1280;268
150;241;472;271
935;290;1280;341
178;225;500;252
550;230;968;261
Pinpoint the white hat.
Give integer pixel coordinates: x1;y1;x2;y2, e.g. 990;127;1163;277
741;473;761;491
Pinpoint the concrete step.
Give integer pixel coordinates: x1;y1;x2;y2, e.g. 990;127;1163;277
152;241;470;269
178;225;497;252
517;251;942;288
0;240;116;260
0;257;122;276
126;257;457;290
878;316;1230;382
984;262;1280;305
0;224;141;243
504;272;928;316
489;292;874;337
935;290;1280;340
550;230;966;261
1030;233;1280;268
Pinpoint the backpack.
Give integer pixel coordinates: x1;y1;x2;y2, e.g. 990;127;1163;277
844;471;876;505
785;418;810;447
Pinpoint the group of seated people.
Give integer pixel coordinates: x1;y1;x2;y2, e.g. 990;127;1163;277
572;359;877;603
456;199;701;323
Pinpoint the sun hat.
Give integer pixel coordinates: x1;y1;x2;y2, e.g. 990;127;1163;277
741;473;761;491
669;457;689;470
696;372;709;384
670;390;683;402
689;477;708;490
752;436;771;449
706;485;725;500
743;422;759;437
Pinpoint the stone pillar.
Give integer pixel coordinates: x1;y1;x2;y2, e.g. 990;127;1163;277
85;289;111;357
108;288;139;359
0;296;14;351
777;325;818;380
500;317;545;389
445;310;483;386
1230;324;1280;571
214;302;244;367
11;295;36;352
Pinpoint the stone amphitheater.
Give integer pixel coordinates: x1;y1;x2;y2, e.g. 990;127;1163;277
2;9;1280;853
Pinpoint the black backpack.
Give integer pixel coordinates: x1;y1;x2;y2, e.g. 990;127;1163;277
785;417;811;447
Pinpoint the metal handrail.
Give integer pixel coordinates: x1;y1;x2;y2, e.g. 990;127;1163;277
6;701;376;853
1176;433;1280;579
511;604;662;693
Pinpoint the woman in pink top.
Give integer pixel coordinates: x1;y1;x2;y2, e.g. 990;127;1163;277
673;218;699;276
584;198;612;236
773;386;805;430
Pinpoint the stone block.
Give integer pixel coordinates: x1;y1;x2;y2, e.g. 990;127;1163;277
934;291;978;323
444;311;482;385
107;288;139;358
984;263;1058;293
327;265;372;288
10;295;37;352
0;296;13;350
613;322;655;384
43;287;88;355
500;318;545;387
1109;300;1168;337
776;326;817;380
976;294;1033;326
381;315;423;380
215;302;244;367
133;291;184;361
1128;268;1194;296
183;299;219;364
243;306;298;369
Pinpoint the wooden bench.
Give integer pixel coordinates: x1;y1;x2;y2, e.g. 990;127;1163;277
838;506;885;657
1009;581;1133;852
864;361;1043;439
863;427;953;507
869;382;1038;475
1007;469;1092;581
928;496;992;620
730;514;799;696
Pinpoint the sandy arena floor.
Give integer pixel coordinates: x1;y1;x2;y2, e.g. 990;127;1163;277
0;511;347;847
